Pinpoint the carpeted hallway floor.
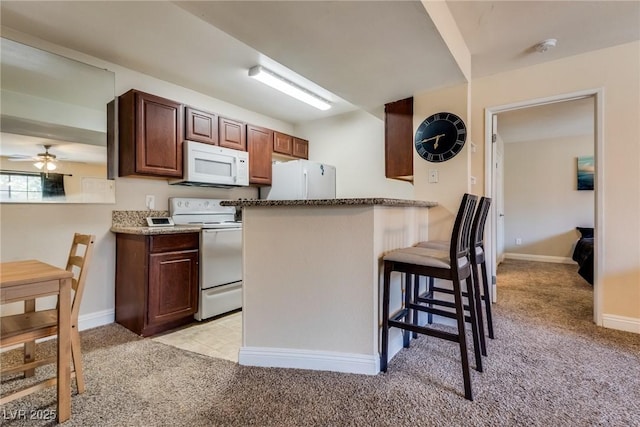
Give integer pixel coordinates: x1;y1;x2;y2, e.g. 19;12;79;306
2;260;639;426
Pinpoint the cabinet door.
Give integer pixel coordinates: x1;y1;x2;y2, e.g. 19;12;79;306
219;117;247;151
273;131;293;155
185;107;218;145
134;91;183;177
384;97;413;182
292;137;309;159
247;124;273;185
147;249;199;326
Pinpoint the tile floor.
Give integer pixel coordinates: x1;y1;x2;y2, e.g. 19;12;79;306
152;310;242;362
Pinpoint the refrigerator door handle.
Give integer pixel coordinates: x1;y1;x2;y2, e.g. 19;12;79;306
303;169;308;199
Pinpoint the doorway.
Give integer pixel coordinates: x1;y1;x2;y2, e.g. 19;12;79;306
484;89;604;325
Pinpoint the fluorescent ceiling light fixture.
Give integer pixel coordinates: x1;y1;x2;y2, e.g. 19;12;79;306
249;66;331;111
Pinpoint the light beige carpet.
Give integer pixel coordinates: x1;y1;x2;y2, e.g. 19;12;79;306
2;260;639;426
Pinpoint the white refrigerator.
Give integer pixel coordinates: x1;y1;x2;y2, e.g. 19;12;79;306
264;160;336;200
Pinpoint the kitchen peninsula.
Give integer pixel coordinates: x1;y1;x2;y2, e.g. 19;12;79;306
221;198;436;375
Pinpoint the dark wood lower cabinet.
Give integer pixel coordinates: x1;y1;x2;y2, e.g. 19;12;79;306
115;232;199;337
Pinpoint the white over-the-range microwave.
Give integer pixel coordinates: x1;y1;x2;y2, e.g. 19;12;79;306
170;140;249;187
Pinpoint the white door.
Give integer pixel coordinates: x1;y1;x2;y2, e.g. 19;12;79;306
496;130;505;266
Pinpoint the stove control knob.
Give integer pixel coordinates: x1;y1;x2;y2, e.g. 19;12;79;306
204;201;210;208
177;201;182;207
185;201;190;208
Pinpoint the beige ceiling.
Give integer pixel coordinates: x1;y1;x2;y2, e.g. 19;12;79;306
448;1;640;78
1;0;639;132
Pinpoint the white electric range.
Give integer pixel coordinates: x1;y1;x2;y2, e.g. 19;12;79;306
170;197;242;320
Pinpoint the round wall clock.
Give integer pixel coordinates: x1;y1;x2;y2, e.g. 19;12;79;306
414;112;467;163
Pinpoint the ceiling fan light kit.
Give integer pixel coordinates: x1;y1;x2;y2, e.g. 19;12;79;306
33;144;58;170
248;65;331;111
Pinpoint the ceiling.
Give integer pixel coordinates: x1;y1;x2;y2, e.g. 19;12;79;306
1;1;638;138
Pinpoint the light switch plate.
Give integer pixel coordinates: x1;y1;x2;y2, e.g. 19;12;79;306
145;195;155;210
428;169;439;183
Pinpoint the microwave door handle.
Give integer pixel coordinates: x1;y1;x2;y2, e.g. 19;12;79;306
233;156;238;183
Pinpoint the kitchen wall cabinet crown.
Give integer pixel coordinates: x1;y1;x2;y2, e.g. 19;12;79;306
115;232;199;337
119;89;184;178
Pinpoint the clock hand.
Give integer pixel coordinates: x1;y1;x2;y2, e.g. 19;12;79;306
433;134;444;150
418;133;446;146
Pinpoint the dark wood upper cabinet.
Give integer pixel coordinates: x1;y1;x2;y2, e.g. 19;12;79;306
219;116;247;151
273;131;293;155
384;97;414;182
185;106;218;145
119;89;183;178
247;124;273;185
292;137;309;159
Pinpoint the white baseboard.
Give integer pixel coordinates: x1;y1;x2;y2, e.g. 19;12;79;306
504;252;575;264
78;308;114;331
602;314;640;334
239;346;379;375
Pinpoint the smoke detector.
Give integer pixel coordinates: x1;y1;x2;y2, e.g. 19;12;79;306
535;39;557;53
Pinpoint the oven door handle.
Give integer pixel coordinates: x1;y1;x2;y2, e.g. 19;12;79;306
202;228;242;233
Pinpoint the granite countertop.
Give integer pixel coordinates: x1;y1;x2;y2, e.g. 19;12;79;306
110;209;201;235
221;198;437;208
110;225;202;235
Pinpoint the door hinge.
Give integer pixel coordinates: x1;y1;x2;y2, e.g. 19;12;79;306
492;134;497;143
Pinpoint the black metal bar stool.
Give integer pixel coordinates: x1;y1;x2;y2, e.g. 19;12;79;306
380;194;481;401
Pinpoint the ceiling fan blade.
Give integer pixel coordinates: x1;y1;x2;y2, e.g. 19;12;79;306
7;155;36;161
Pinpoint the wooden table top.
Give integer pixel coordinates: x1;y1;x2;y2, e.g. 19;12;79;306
0;260;73;287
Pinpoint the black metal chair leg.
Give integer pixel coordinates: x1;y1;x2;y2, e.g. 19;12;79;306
412;274;420;339
380;262;391;372
481;260;495;339
403;273;411;348
452;272;473;401
427;277;434;324
471;263;487;356
465;276;483;373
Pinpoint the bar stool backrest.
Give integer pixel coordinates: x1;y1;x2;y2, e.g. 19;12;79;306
472;197;492;250
449;193;478;264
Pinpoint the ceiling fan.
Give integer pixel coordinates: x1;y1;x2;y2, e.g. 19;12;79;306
8;144;63;171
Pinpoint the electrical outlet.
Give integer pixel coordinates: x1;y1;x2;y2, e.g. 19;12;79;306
145;195;155;210
515;238;522;245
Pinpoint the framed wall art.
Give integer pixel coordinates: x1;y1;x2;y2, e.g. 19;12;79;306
577;155;594;191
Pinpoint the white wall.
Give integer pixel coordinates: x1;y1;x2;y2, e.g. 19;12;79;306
503;135;594;259
294;109;414;199
0;29;294;326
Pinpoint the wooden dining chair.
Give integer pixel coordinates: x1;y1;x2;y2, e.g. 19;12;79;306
1;233;95;397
